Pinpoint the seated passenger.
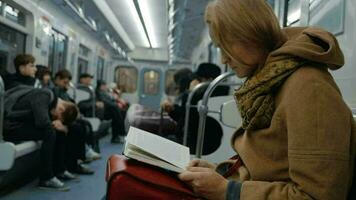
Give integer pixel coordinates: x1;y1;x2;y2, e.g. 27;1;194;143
161;68;193;141
35;65;53;88
3;86;78;191
96;80;126;143
178;0;356;200
53;70;97;174
162;64;229;154
108;82;129;114
3;54;37;90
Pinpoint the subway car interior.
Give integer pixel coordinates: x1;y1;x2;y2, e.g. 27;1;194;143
0;0;355;199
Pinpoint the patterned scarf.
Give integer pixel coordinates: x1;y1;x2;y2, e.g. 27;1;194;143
234;59;306;130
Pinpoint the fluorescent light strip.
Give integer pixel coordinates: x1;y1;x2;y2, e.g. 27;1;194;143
92;0;135;50
137;0;158;48
126;0;150;48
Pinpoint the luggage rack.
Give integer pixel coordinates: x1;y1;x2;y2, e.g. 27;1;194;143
182;72;243;158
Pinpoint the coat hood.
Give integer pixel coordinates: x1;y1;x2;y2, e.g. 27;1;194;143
269;27;344;70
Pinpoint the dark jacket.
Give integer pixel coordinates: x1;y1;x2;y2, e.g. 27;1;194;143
3;73;36;91
52;86;74;103
169;84;230;154
4;88;57;133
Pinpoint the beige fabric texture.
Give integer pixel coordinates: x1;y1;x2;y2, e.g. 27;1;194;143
230;27;356;200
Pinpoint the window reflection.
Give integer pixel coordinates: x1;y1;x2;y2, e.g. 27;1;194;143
287;0;301;26
115;67;137;93
48;29;67;75
0;24;26;74
96;57;105;80
165;69;178;96
144;70;159;95
4;4;26;26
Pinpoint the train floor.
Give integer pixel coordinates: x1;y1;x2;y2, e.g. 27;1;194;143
1;135;123;200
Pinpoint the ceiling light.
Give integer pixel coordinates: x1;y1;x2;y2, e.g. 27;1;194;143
137;0;158;48
126;0;150;48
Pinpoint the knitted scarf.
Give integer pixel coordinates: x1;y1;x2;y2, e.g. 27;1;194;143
234;59;306;130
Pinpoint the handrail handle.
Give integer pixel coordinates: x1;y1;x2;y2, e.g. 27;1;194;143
183;82;210;146
0;76;5;142
195;72;238;158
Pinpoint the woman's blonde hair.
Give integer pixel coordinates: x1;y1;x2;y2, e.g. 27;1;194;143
205;0;286;55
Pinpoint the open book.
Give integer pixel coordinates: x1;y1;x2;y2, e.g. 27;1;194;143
123;127;190;173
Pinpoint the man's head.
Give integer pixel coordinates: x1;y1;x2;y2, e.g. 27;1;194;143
79;73;93;86
194;63;221;82
96;80;107;92
14;54;37;77
55;69;72;89
51;98;79;126
35;65;51;85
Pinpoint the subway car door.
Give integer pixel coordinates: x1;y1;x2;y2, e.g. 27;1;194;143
139;68;162;111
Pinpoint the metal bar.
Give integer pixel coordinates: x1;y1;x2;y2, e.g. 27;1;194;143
88;85;96;117
195;72;236;158
69;82;77;101
182;82;210;146
0;75;5;142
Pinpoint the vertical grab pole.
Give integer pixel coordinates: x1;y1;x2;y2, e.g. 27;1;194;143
88;85;96;117
195;72;235;158
183;82;210;146
0;76;5;142
69;82;77;101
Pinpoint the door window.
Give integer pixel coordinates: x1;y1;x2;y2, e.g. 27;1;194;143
143;70;160;95
115;67;138;93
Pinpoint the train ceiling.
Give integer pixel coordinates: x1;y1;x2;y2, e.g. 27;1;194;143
52;0;210;64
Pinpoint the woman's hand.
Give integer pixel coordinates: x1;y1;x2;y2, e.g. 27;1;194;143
188;159;217;170
161;99;173;113
179;167;228;200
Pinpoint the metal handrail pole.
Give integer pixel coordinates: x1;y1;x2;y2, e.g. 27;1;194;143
88;85;96;117
69;82;77;101
0;76;5;141
195;72;236;158
183;82;210;146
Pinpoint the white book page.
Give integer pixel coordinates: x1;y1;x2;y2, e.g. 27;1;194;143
126;127;190;169
124;144;183;173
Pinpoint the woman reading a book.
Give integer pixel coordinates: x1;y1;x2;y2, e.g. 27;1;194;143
178;0;356;200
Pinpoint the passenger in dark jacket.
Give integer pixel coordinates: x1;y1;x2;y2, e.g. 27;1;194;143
3;54;37;90
53;70;96;174
162;63;229;154
3;87;79;191
96;80;126;143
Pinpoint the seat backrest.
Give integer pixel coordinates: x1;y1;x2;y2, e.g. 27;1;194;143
75;89;91;103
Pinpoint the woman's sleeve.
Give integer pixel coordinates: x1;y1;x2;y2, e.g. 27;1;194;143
239;72;353;200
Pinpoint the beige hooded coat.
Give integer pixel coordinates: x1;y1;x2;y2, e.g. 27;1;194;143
231;27;356;200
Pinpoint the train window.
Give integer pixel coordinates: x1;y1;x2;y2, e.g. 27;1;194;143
208;43;218;64
4;3;26;26
287;0;301;26
144;70;160;95
0;23;26;74
115;67;137;93
79;44;90;58
96;56;105;80
48;29;67;74
165;69;178;96
77;58;89;81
